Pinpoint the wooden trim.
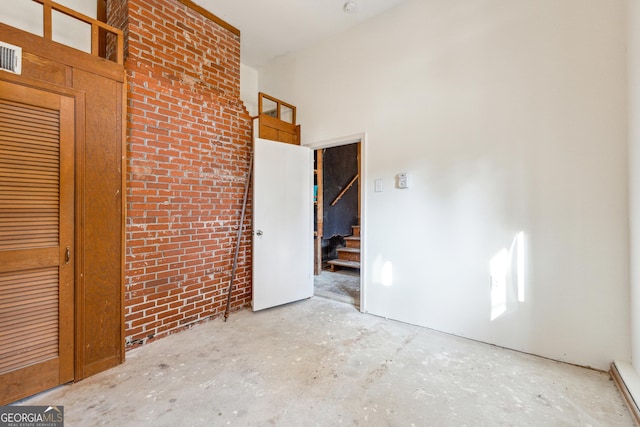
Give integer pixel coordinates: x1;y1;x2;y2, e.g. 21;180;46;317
258;92;296;124
119;70;127;365
26;0;124;65
43;2;52;41
31;0;124;64
97;0;107;59
73;88;87;381
35;0;124;38
314;149;323;275
0;23;124;82
58;94;76;384
91;23;99;58
97;0;107;22
0;71;86;110
176;0;240;36
610;362;640;426
258;114;297;133
0;359;59;405
258;114;300;145
0;248;58;274
316;150;323;238
357;142;361;223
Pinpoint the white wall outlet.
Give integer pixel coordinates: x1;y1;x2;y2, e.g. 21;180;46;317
397;172;408;189
374;178;383;192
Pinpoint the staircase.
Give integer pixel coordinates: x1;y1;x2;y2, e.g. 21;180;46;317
328;225;360;271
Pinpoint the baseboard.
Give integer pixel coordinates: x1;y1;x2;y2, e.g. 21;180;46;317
611;361;640;426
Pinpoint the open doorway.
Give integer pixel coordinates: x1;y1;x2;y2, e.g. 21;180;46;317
313;142;361;309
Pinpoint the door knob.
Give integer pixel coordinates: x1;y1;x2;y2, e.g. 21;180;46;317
256;230;263;236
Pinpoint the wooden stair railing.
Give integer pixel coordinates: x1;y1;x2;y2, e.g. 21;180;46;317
330;174;359;207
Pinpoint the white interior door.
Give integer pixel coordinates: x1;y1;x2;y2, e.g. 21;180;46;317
252;138;313;311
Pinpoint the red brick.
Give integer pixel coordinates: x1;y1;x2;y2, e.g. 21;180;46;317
117;0;252;348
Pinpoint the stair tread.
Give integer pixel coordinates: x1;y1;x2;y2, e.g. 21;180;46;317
344;236;360;241
327;259;361;268
337;247;360;253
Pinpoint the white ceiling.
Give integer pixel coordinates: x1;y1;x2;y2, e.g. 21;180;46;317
193;0;409;69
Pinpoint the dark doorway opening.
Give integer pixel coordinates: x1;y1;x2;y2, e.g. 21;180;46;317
313;142;360;308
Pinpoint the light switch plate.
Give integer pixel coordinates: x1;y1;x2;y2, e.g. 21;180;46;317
374;179;383;192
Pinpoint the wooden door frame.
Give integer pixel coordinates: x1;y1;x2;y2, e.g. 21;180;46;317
1;72;87;382
306;133;366;313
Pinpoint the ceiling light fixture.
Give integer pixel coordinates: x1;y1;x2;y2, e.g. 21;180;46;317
343;1;358;14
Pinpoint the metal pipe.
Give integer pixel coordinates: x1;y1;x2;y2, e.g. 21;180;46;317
224;152;253;322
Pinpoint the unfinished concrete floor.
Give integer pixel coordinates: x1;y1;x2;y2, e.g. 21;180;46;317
18;297;633;426
314;269;360;308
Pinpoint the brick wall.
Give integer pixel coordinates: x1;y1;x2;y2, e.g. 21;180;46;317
109;0;253;347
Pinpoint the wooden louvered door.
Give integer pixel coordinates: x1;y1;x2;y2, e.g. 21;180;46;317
0;81;75;404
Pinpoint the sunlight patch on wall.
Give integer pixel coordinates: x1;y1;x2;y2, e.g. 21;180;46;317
490;231;527;321
372;255;394;287
516;231;525;302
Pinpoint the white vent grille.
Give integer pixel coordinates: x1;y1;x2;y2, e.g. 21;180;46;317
0;41;22;75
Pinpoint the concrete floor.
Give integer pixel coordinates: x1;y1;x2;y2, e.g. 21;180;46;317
314;269;360;308
18;297;633;426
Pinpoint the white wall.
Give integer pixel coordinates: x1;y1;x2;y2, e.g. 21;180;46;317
0;0;95;53
611;0;640;406
630;0;640;370
241;63;259;116
259;0;629;370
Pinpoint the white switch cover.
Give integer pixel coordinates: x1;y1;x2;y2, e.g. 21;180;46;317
374;179;383;192
397;172;408;189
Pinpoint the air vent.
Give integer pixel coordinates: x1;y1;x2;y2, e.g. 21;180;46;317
0;41;22;75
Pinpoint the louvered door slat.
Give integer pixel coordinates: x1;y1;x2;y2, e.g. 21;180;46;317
0;117;59;134
0;220;58;229
0;162;59;174
0;178;58;188
0;266;59;374
0;226;58;237
0;343;59;374
0;307;57;330
0;168;58;181
0;267;60;289
1;99;60;116
0;111;58;122
0;99;60;252
0;324;58;349
0;283;57;301
0;108;59;124
0;132;60;148
0;151;59;165
0;192;59;202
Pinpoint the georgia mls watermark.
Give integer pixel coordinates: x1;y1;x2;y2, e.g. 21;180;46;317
0;406;63;427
